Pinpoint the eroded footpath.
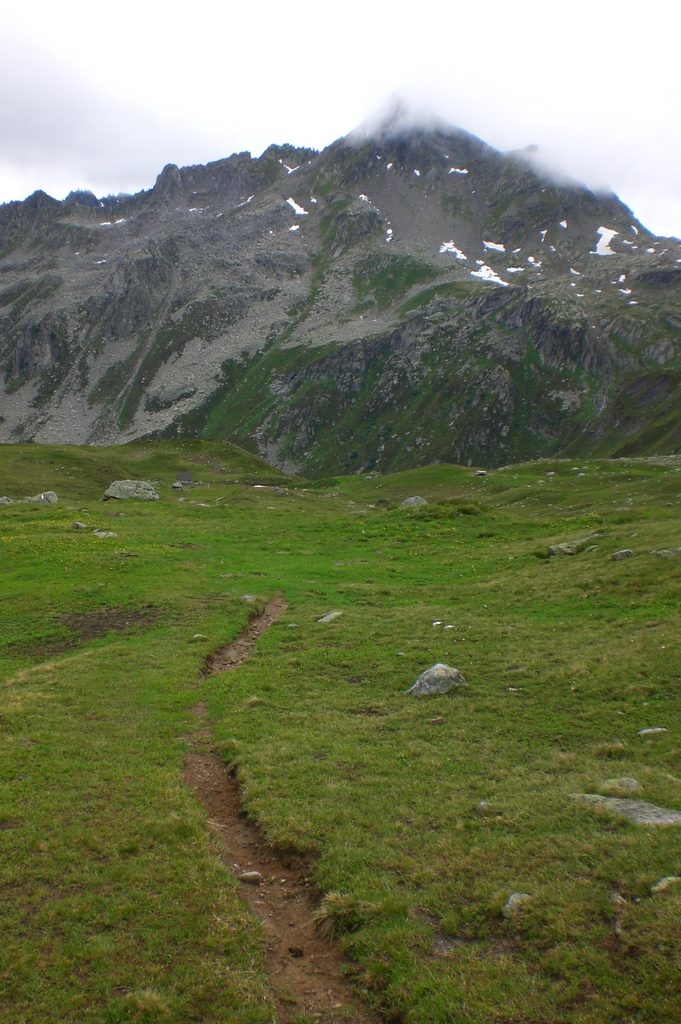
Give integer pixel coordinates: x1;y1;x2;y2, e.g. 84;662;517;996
185;599;378;1024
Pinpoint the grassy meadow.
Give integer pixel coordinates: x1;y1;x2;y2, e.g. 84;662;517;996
1;439;681;1022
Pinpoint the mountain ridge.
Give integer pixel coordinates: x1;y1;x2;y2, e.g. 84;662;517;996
1;121;680;474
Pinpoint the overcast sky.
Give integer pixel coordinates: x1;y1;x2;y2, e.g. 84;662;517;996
1;0;680;237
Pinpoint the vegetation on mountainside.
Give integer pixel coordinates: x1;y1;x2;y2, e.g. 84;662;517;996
2;440;681;1022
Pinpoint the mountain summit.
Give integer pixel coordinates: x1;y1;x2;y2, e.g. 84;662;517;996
1;122;680;472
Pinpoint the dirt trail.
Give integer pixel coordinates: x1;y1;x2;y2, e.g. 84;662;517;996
185;598;379;1024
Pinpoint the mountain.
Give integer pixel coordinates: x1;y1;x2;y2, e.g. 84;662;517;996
1;122;680;474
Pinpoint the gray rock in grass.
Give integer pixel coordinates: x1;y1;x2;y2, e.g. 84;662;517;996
652;547;681;558
317;610;343;622
25;490;58;504
651;876;681;893
611;549;635;561
571;793;681;825
548;532;599;556
502;892;532;917
104;480;159;501
72;521;89;530
92;529;117;538
0;496;12;506
638;727;667;737
399;495;427;509
407;663;468;696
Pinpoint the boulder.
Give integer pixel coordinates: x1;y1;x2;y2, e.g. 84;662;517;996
652;547;681;558
571;793;681;825
72;521;89;530
399;496;427;509
104;480;159;501
611;549;634;561
407;663;468;695
25;491;58;504
0;496;12;506
171;481;183;490
548;532;599;556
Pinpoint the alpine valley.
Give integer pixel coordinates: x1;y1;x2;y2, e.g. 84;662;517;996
1;121;680;475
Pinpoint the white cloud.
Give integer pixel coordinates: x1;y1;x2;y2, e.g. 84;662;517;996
0;0;679;236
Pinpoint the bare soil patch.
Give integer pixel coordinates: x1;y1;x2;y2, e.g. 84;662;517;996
186;599;378;1024
9;606;162;660
58;605;162;642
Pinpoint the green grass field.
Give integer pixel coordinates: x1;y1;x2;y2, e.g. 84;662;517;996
2;440;681;1022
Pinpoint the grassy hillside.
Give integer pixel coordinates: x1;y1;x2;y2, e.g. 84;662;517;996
2;440;681;1022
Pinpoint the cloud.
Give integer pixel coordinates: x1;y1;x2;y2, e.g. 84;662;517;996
1;3;680;238
0;32;217;201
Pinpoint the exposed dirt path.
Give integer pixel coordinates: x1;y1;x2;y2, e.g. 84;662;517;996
185;599;379;1024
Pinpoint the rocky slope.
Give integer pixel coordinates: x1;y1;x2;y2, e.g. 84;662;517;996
1;122;680;474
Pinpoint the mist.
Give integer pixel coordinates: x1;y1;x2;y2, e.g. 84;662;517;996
1;1;679;237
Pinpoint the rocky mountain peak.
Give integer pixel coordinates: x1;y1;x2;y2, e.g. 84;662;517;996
1;121;679;472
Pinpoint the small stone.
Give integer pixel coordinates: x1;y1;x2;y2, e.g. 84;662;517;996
0;496;12;506
103;480;159;501
287;622;299;629
241;594;257;603
652;547;681;558
638;727;667;736
476;800;492;815
72;521;88;530
92;530;117;538
407;663;468;696
172;481;183;490
317;611;343;623
612;549;635;560
502;892;532;917
239;871;262;884
600;778;641;796
399;496;427;509
475;469;487;476
651;876;681;893
429;716;445;725
288;945;304;957
191;633;208;640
